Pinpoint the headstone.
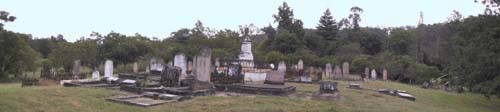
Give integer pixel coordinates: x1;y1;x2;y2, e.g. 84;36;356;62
187;61;193;73
383;68;388;81
342;62;349;76
364;67;370;80
325;63;332;80
72;60;81;79
371;69;377;80
104;60;113;78
214;58;220;67
334;65;342;79
193;47;212;82
277;61;286;73
297;59;304;70
174;53;187;80
265;71;285;85
150;58;164;72
92;70;100;80
270;63;275;69
319;81;338;93
50;68;57;78
133;62;139;73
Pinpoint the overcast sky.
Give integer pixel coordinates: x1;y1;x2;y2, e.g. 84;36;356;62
1;0;485;41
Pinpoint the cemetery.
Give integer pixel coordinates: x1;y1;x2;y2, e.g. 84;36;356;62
2;1;500;111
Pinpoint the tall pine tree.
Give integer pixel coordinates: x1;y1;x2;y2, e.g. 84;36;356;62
316;9;339;41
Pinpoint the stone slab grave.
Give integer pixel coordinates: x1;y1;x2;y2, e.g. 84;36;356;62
378;89;416;101
312;81;340;100
325;63;332;80
334;65;342;80
105;60;113;78
347;83;362;89
106;92;183;107
264;70;285;85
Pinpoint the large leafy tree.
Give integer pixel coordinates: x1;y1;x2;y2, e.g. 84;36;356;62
273;2;305;40
349;6;363;31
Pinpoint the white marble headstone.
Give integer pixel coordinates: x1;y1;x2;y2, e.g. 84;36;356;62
297;59;304;70
174;53;187;80
371;69;377;80
104;60;113;78
278;61;286;73
92;70;100;80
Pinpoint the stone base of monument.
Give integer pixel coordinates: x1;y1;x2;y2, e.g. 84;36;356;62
378;88;416;101
106;92;184;107
215;83;296;96
346;83;362;89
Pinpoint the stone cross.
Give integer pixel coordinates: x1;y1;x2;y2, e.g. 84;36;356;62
383;68;388;81
325;63;332;80
371;69;377;80
174;53;187;80
342;62;350;76
104;60;113;78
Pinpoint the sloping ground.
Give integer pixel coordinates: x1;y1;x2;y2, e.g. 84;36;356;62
0;81;499;112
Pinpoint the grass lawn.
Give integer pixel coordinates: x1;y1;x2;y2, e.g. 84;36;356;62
0;80;499;112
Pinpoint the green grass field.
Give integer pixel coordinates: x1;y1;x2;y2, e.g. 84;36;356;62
0;81;499;112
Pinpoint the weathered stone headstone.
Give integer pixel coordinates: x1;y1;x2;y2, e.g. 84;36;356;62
50;67;57;78
187;61;193;73
150;58;164;72
383;68;388;81
277;61;286;73
92;70;100;80
193;47;212;82
72;60;81;79
297;59;304;70
364;67;369;80
214;58;220;67
334;65;342;79
342;62;349;76
174;53;187;80
371;69;377;80
265;71;285;85
133;62;139;73
325;63;332;80
104;60;113;78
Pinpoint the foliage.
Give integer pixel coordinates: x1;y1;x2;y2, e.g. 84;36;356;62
0;30;40;79
316;9;339;41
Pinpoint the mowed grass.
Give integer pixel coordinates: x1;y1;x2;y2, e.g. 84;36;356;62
0;80;499;112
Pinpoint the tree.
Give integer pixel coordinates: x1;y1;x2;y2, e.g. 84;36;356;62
0;30;40;80
272;30;302;54
273;2;305;39
385;28;414;55
0;11;16;30
316;9;339;41
476;0;500;15
171;28;191;43
349;6;364;31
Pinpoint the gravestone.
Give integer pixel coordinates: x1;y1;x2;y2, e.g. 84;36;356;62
334;65;342;79
342;62;349;76
50;68;57;78
193;47;212;82
319;81;338;93
133;62;139;73
364;67;370;80
214;58;220;67
383;68;388;81
277;61;286;73
270;63;275;69
187;61;193;73
174;53;187;80
150;58;164;72
325;63;332;80
72;60;81;79
297;59;304;70
265;71;285;85
371;69;377;80
104;60;113;78
92;70;100;80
